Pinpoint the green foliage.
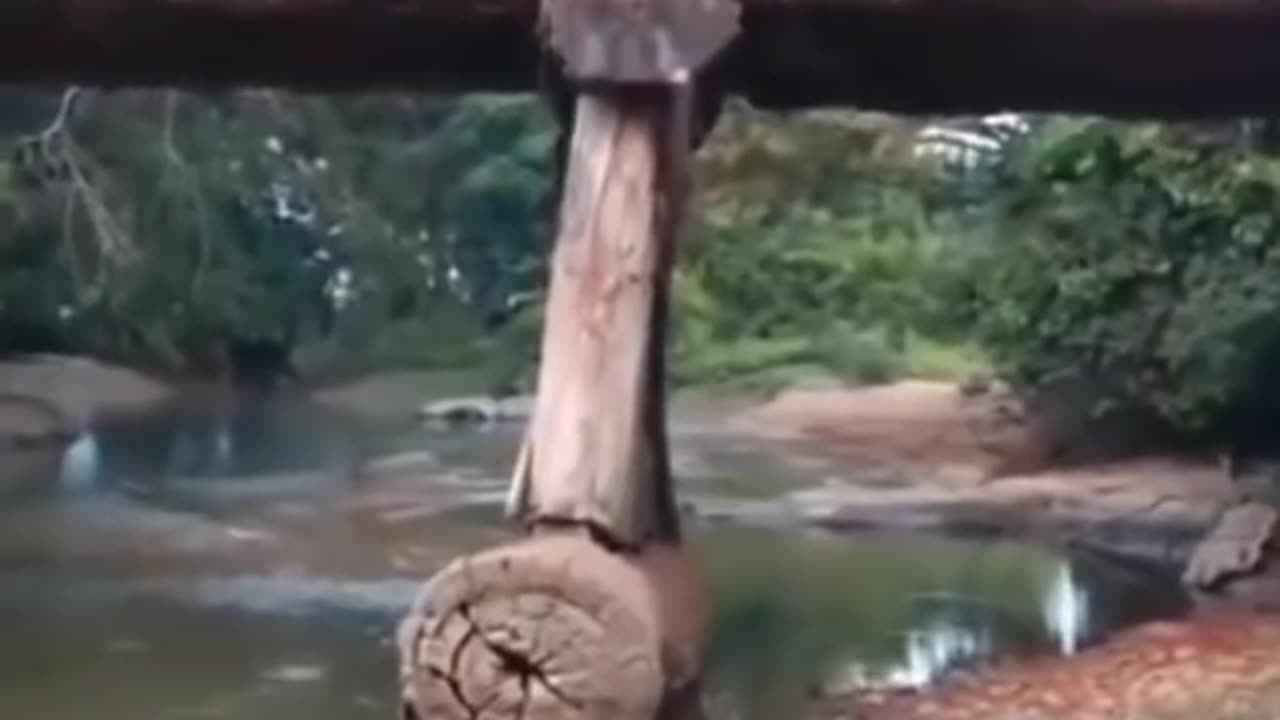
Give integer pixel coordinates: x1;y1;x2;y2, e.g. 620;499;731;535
899;334;990;381
976;118;1280;438
0;91;556;377
1;86;1276;454
675;105;984;390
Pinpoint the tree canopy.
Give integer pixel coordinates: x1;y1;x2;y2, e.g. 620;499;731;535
1;88;1278;450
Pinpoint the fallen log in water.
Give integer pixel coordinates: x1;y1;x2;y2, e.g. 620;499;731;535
815;613;1280;720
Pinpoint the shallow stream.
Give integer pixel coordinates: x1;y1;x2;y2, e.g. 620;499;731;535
0;392;1190;719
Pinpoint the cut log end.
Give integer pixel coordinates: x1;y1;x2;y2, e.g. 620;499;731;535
398;535;673;720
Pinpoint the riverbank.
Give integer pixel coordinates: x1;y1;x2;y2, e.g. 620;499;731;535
0;354;170;445
727;380;1233;559
311;370;1235;566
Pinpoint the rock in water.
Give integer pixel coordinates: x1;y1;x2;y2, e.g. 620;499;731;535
415;396;533;425
1183;501;1277;589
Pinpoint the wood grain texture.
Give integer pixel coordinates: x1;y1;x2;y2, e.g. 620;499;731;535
398;536;664;720
514;85;689;548
397;535;709;720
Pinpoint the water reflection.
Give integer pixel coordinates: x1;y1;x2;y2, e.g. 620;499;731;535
0;394;1190;720
1044;560;1090;655
0;532;1139;720
871;557;1090;689
57;430;99;493
699;526;1185;719
891;616;992;688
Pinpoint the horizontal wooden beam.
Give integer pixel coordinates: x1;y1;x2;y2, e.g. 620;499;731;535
4;0;1280;115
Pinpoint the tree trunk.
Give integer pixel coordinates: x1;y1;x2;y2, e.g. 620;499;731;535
507;84;691;549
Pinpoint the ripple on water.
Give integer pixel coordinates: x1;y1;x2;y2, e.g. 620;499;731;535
185;575;422;615
261;664;328;684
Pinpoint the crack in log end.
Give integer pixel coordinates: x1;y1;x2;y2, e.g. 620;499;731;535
399;536;667;720
480;619;587;711
426;664;482;720
460;602;584;706
425;594;614;717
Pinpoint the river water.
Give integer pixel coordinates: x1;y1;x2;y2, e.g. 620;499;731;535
0;393;1191;719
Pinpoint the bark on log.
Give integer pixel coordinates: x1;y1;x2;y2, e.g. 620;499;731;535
409;66;706;720
397;535;707;720
10;0;1280;115
506;84;690;549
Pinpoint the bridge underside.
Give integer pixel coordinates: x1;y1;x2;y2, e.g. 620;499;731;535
4;0;1280;116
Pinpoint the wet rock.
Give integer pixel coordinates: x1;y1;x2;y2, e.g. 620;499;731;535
1183;499;1280;614
415;395;533;425
1182;501;1276;589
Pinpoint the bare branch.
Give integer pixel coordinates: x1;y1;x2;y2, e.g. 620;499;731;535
160;89;213;289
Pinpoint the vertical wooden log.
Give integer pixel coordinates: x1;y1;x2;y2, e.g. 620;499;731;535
402;0;728;714
401;82;710;720
508;83;691;548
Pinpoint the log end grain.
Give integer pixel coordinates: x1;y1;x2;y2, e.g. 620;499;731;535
398;534;700;720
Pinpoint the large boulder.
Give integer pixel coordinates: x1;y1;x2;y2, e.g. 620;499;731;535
1183;500;1280;613
0;354;169;445
0;393;71;447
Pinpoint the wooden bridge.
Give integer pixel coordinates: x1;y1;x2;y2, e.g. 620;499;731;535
7;0;1280;114
10;2;1280;719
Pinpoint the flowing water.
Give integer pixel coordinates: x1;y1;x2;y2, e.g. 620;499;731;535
0;392;1191;719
